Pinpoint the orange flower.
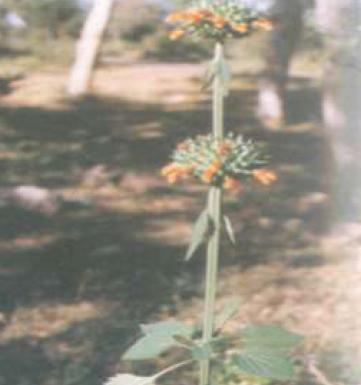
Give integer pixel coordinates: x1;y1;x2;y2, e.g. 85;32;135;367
201;160;222;184
169;28;186;40
252;168;278;186
252;17;274;31
223;176;242;192
165;11;188;23
167;8;213;24
231;22;249;33
185;10;203;23
161;163;193;184
166;173;179;184
217;142;232;156
211;14;226;29
192;8;213;21
161;163;178;176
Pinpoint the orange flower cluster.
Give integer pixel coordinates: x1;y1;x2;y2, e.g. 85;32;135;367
161;159;242;192
166;8;214;24
165;6;274;41
161;134;276;192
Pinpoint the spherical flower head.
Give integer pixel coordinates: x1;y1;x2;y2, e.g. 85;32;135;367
165;0;274;42
161;133;276;192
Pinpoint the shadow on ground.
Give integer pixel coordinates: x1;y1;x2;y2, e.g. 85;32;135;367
0;77;331;385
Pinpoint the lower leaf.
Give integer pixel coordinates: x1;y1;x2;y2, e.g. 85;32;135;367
232;349;294;381
123;321;194;360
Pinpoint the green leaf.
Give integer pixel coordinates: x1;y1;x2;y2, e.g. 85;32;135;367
215;297;241;331
202;61;217;91
172;335;197;348
232;349;294;380
242;325;303;352
223;215;236;245
215;54;231;97
185;210;212;261
104;374;155;385
203;55;231;96
123;321;193;361
232;325;302;380
141;321;193;336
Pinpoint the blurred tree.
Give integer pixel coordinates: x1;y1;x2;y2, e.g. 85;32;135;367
4;0;81;39
68;0;115;96
257;0;305;129
0;4;8;39
316;0;361;222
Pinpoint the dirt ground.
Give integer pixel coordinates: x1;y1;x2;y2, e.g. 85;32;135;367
0;46;360;385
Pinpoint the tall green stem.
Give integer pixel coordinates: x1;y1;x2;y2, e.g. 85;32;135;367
200;42;225;385
213;43;225;141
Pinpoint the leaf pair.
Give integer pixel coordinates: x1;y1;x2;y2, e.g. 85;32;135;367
123;321;194;361
185;211;236;261
122;320;302;381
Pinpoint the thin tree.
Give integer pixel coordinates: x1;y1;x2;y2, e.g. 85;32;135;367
68;0;115;97
316;0;361;222
257;0;304;129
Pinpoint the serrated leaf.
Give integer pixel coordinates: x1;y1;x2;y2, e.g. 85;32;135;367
233;349;294;380
185;210;211;261
124;321;193;361
215;297;241;331
242;325;302;352
223;215;236;245
104;374;155;385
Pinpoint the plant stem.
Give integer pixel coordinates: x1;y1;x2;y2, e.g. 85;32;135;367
213;43;225;141
199;42;225;385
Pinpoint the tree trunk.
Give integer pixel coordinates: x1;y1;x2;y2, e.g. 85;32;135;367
257;0;304;129
68;0;115;97
316;0;361;222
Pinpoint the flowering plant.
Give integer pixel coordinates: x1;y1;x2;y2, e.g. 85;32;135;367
104;2;301;385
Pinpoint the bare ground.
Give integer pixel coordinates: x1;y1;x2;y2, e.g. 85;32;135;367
0;52;360;385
